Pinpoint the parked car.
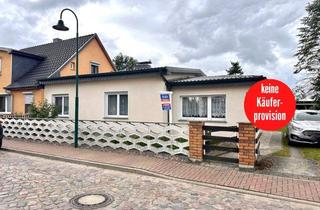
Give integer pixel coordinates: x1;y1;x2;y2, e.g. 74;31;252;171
287;110;320;145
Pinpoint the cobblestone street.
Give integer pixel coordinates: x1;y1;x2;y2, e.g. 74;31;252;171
0;151;318;210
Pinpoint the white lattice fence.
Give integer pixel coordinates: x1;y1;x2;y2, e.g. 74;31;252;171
1;118;189;156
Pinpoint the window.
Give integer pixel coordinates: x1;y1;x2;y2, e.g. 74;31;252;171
53;95;69;116
181;95;226;120
182;96;207;118
0;95;12;113
105;92;128;118
91;62;99;74
211;96;226;118
70;62;75;71
24;93;34;114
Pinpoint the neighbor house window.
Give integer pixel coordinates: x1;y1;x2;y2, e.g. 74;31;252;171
181;95;226;120
0;95;12;113
24;93;34;114
53;95;69;116
70;62;75;71
105;92;128;118
91;62;99;74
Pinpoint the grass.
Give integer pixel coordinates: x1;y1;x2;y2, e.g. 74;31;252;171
299;147;320;164
274;126;320;164
272;127;291;157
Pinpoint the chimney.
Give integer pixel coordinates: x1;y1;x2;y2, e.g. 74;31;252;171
134;60;152;70
53;38;63;43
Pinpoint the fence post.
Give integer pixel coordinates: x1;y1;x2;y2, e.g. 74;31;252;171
188;121;204;162
238;122;256;170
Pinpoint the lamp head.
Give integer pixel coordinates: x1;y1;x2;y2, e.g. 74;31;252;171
52;19;69;31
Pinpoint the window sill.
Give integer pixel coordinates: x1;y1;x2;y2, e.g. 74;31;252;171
104;116;128;120
179;118;227;123
0;112;12;114
57;115;69;118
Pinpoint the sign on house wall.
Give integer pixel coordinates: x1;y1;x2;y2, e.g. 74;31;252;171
160;91;172;111
160;91;173;123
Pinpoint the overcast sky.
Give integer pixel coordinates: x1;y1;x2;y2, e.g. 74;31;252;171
0;0;310;87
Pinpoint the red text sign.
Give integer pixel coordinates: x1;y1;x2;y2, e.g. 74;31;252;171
244;79;296;131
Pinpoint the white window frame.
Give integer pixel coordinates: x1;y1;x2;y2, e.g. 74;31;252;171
70;62;75;71
0;94;12;114
0;57;2;74
23;92;34;114
90;62;100;74
52;94;69;117
180;94;226;121
104;92;128;118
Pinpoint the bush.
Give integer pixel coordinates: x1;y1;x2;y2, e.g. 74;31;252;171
29;100;59;118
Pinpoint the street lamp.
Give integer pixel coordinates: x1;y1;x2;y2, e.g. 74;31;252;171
53;8;79;148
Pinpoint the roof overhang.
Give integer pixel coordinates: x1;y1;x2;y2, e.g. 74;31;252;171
168;76;266;88
0;47;13;53
10;50;45;60
39;67;168;85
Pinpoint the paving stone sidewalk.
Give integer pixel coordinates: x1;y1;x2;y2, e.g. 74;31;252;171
3;139;320;203
1;152;318;210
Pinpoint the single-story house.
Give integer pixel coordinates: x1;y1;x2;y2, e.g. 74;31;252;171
39;67;266;126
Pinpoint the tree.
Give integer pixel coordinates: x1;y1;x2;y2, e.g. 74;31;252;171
113;53;138;71
29;100;59;118
226;61;244;75
295;0;320;109
293;86;307;100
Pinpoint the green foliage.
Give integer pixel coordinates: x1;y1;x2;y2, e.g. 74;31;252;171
113;53;138;71
226;61;244;75
29;100;59;118
293;86;307;100
312;73;320;109
295;0;320;108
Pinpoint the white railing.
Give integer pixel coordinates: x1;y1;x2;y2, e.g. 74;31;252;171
1;118;189;156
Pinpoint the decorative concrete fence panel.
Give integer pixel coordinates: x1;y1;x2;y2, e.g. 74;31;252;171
1;118;189;156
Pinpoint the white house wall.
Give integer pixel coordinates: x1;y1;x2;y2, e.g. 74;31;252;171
44;77;252;125
44;75;168;122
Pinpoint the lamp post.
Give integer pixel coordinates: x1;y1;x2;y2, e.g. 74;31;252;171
53;8;79;148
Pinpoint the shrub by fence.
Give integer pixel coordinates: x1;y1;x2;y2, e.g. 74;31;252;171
1;118;189;156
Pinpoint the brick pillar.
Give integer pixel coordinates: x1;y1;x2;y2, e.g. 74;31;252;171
238;122;256;170
188;121;204;161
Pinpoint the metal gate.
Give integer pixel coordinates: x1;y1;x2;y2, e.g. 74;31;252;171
203;125;239;163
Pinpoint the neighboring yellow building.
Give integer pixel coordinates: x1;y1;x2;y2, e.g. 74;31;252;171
0;33;115;115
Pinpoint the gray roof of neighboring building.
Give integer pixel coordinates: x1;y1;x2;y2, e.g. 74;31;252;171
5;34;97;90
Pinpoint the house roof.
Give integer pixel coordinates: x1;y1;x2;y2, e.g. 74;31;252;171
167;74;266;87
6;33;114;90
38;67;264;87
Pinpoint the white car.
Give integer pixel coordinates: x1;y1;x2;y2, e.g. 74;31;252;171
287;110;320;145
